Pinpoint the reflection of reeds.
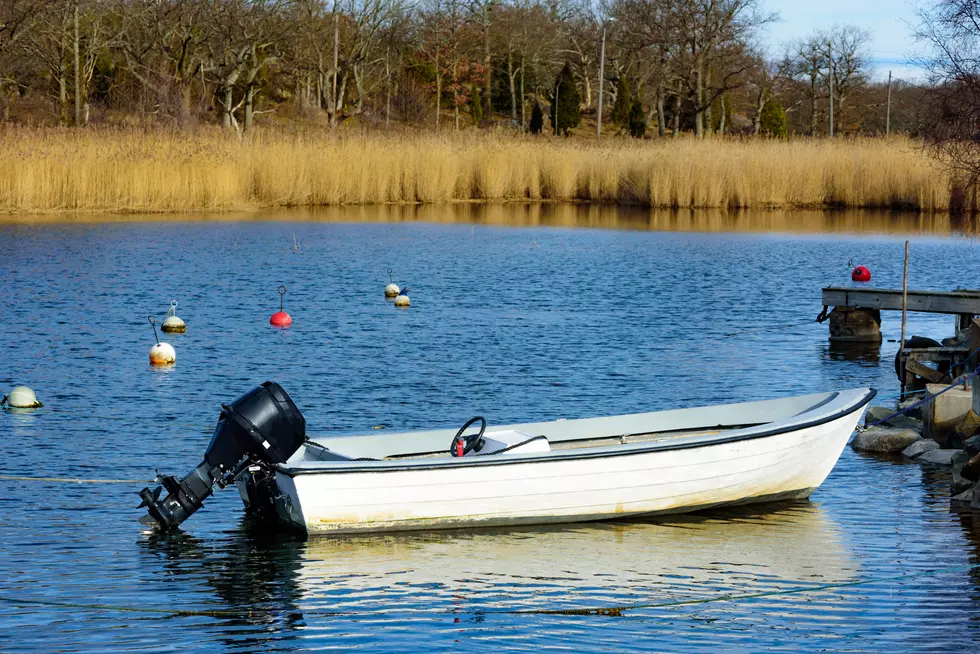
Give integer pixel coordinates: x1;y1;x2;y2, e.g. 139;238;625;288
0;127;955;214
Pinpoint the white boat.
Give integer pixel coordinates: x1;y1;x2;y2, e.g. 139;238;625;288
138;383;873;535
234;387;874;535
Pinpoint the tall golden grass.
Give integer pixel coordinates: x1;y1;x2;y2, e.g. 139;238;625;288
0;127;955;214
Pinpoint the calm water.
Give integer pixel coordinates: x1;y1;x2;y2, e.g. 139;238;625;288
2;206;980;652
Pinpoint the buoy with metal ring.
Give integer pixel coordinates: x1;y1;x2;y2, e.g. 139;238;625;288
1;386;43;409
394;287;411;308
148;316;176;366
270;285;293;327
851;265;872;282
161;300;186;333
384;268;400;298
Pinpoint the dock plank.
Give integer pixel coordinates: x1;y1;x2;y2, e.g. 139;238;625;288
822;287;980;315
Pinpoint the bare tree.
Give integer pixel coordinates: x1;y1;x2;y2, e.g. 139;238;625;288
674;0;773;137
116;0;214;124
914;0;980;203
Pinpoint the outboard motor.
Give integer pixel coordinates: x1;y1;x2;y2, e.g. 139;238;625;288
139;381;306;531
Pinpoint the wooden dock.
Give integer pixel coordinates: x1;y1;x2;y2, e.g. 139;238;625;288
820;288;980;392
822;287;980;317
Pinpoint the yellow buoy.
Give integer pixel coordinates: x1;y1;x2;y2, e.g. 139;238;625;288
394;290;411;308
1;386;43;409
161;300;186;333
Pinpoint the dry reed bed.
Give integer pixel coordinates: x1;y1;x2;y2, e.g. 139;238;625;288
0;128;952;213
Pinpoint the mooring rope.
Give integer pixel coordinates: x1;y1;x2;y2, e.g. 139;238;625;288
0;595;259;618
0;474;157;485
722;320;817;338
500;564;978;616
858;364;980;432
1;564;976;620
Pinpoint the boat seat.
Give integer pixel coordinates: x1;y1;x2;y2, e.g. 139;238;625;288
471;430;551;456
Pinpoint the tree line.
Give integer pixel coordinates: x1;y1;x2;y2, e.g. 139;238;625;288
0;0;950;137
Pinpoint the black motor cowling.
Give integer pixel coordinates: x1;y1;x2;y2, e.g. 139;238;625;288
139;381;306;531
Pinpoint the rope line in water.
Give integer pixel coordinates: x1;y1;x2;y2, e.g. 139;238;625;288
503;564;978;616
1;564;975;620
0;474;156;484
0;595;254;618
722;321;817;338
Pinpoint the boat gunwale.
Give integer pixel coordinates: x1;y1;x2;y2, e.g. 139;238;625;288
277;388;876;476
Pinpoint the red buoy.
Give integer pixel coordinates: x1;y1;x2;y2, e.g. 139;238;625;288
270;285;292;327
270;311;292;327
851;266;871;282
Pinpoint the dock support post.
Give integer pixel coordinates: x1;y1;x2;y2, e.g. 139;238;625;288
827;307;882;343
972;319;980;415
900;241;910;395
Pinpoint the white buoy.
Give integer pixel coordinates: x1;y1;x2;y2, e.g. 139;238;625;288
394;289;411;308
1;386;43;409
147;316;176;366
149;342;176;365
161;300;186;333
384;268;401;298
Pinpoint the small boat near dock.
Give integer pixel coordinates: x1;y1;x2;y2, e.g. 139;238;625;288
139;383;875;536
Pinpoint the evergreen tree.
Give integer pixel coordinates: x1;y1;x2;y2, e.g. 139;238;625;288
612;77;631;129
628;100;647;139
759;97;788;138
551;62;580;136
529;102;544;134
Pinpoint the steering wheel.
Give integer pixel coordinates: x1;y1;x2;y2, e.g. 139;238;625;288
450;416;486;457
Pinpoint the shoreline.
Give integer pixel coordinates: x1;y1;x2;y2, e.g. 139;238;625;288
2;204;976;236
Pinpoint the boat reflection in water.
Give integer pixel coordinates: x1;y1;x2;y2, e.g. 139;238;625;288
140;502;853;619
288;502;855;616
137;502;854;647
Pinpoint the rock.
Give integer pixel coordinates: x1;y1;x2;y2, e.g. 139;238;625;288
863;405;922;431
955;410;980;443
885;415;922;431
951;451;974;494
865;405;896;423
902;439;940;459
923;384;974;447
973;484;980;511
952;483;976;503
851;427;921;454
899;398;924;420
942;327;970;347
917;449;961;466
961;452;980;482
965;434;980;458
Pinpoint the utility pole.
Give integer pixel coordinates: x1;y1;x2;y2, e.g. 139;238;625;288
73;1;82;127
596;23;607;143
331;11;339;129
886;70;892;136
828;40;834;138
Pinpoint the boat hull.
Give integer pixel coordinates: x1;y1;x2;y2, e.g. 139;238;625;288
261;405;863;535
